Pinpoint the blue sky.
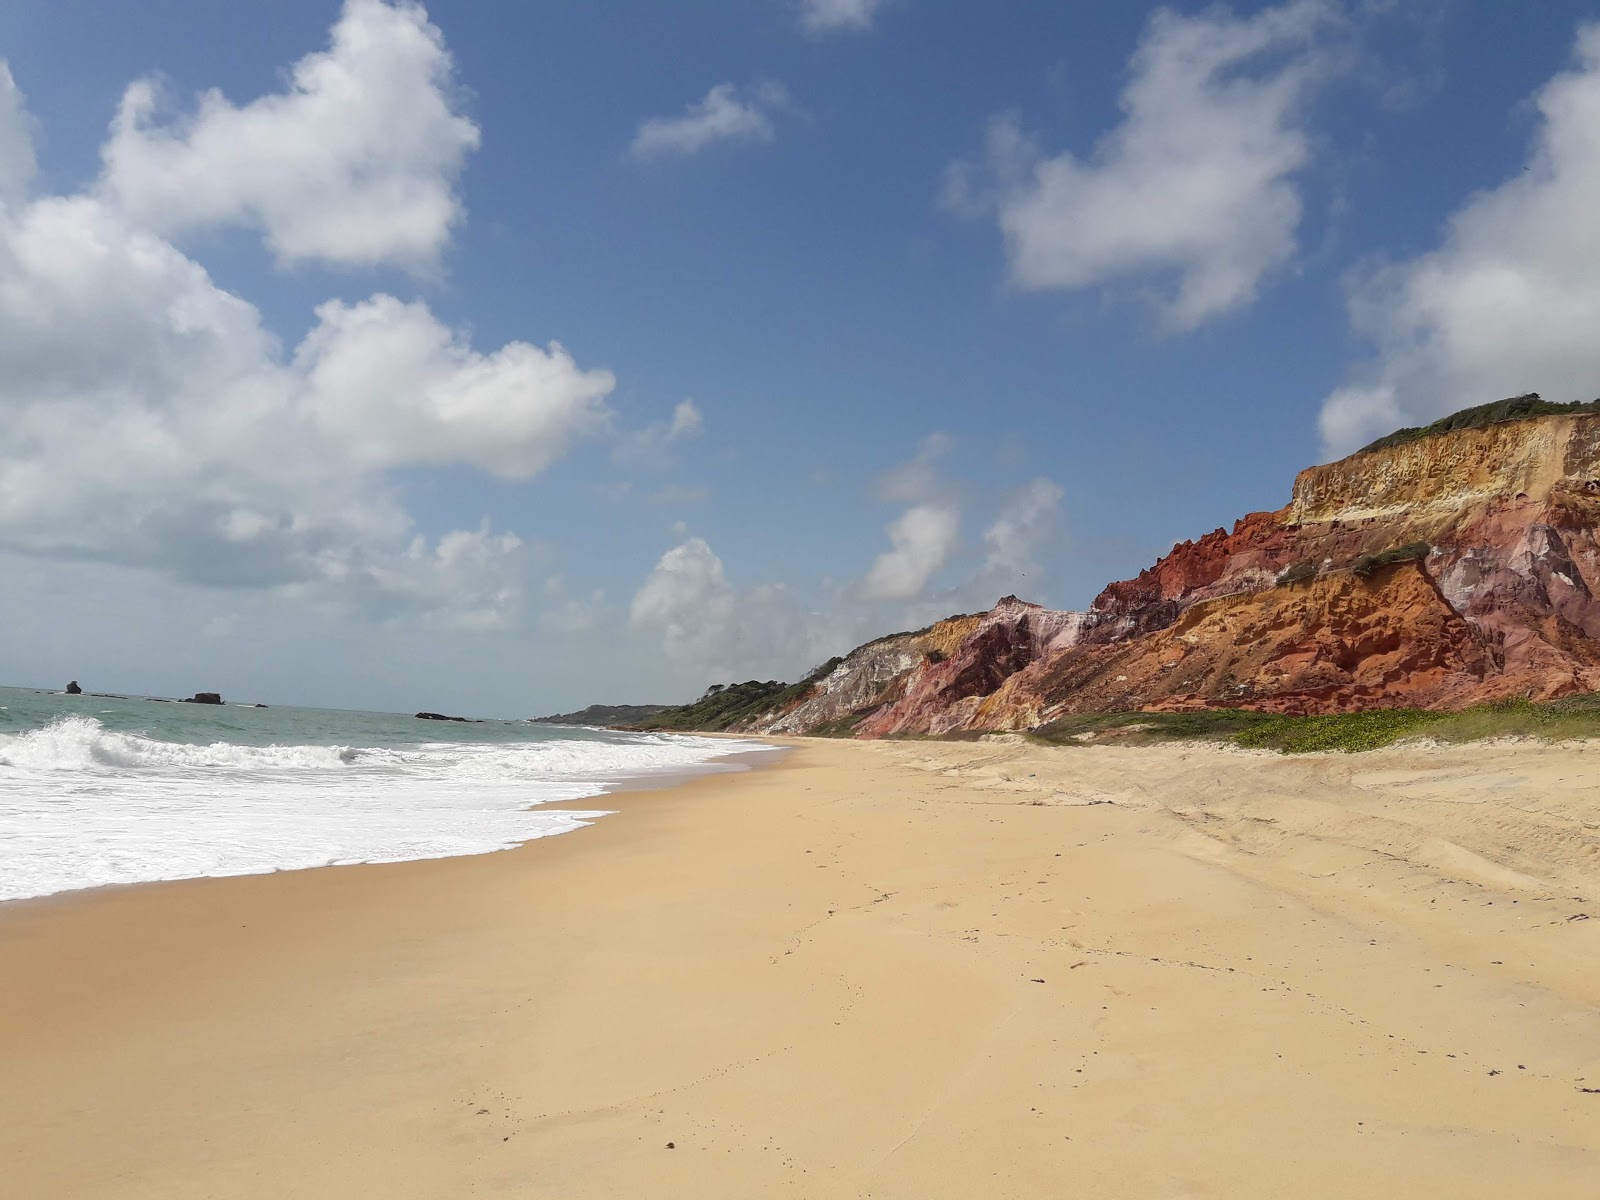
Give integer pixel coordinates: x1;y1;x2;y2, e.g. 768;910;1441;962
2;0;1599;715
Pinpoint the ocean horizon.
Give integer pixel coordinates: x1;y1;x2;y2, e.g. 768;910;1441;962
0;685;770;903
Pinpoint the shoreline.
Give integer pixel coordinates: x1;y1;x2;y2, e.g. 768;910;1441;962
3;736;1597;1198
0;724;783;911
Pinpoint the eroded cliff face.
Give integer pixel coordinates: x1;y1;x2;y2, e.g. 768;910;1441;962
736;414;1600;735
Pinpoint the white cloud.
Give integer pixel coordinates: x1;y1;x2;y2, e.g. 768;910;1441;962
628;82;791;160
612;397;705;463
0;63;37;206
669;398;703;440
862;503;961;600
98;0;479;270
0;5;614;629
1319;22;1600;455
799;0;886;35
297;295;614;478
981;477;1063;581
627;473;1064;687
629;537;736;658
629;536;863;687
948;0;1336;330
387;524;527;631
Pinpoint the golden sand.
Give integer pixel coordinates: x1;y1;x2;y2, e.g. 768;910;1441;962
3;736;1597;1197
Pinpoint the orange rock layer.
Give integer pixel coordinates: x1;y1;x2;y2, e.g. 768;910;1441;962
747;414;1600;734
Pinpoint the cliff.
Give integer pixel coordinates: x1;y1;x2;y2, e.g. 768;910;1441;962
651;404;1600;736
529;703;672;727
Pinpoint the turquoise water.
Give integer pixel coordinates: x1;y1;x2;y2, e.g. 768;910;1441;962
0;684;768;902
0;685;608;750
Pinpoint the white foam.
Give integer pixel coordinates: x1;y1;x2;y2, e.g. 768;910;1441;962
0;717;768;902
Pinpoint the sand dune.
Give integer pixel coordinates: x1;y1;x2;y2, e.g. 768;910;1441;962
2;737;1597;1197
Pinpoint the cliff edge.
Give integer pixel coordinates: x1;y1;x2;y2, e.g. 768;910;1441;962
646;401;1600;735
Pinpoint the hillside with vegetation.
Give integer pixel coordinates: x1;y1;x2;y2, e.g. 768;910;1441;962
623;401;1600;749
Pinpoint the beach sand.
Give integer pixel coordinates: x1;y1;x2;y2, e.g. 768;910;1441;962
3;736;1598;1198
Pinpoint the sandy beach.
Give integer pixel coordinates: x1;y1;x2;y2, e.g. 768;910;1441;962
3;736;1598;1198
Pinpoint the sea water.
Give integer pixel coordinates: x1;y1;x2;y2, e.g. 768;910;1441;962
0;686;767;903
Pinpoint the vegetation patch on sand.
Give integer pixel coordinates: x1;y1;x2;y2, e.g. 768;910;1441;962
1032;693;1600;753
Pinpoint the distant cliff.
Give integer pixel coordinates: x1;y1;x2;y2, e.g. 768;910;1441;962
531;703;671;727
642;398;1600;735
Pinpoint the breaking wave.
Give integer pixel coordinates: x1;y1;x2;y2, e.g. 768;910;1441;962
0;715;769;902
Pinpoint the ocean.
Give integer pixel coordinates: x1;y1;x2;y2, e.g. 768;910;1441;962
0;685;768;903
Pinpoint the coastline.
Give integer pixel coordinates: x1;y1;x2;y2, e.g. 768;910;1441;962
3;736;1597;1198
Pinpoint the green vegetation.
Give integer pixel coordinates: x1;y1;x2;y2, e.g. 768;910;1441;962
1034;709;1279;746
1349;541;1431;577
1231;708;1448;752
634;655;846;732
1032;693;1600;754
1358;393;1600;454
633;679;790;731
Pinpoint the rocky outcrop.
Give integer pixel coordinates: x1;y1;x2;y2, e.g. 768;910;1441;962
184;692;223;705
721;408;1600;736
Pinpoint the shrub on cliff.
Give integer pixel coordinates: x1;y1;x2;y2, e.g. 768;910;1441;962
635;656;847;732
1359;393;1600;454
1275;561;1318;587
1350;542;1431;577
634;679;788;731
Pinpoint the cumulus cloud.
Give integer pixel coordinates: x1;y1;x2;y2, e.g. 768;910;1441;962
861;504;961;600
629;535;862;686
799;0;886;35
98;0;479;270
1319;22;1600;455
857;432;966;601
0;63;36;205
981;477;1064;581
629;468;1064;687
0;4;616;627
629;537;737;659
947;0;1336;329
297;296;613;477
628;82;791;160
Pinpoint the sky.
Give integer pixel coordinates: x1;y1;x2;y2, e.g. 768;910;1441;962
2;0;1600;716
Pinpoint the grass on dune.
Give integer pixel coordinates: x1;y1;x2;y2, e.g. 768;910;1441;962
1031;694;1600;754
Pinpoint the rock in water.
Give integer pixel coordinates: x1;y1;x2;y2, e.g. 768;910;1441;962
64;681;82;695
185;692;224;705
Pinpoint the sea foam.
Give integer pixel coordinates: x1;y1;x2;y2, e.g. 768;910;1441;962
0;715;765;902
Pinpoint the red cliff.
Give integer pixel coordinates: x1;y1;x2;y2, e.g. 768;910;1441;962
727;407;1600;735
